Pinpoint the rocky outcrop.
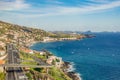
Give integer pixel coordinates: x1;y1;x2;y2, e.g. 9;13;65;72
62;62;81;80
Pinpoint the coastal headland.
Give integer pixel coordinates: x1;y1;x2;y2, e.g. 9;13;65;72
0;20;92;80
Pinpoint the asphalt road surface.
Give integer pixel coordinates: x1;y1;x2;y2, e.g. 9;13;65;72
6;44;28;80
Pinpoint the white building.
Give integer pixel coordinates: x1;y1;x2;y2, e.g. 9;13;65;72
46;56;63;68
39;51;46;55
43;37;57;42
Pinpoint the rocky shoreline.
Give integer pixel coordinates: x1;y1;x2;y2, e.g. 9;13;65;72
62;62;82;80
30;41;82;80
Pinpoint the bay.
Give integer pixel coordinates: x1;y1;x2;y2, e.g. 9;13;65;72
30;32;120;80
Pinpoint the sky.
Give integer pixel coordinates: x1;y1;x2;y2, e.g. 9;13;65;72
0;0;120;32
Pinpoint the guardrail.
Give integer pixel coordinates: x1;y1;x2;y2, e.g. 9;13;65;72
0;64;52;68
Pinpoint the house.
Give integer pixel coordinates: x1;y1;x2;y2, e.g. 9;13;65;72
43;37;57;42
20;48;34;54
46;56;63;68
46;56;56;64
55;57;63;68
60;37;77;40
39;51;46;55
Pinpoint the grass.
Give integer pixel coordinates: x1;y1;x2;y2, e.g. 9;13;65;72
0;72;5;80
34;53;47;60
20;51;33;60
26;72;34;80
20;51;38;66
20;51;71;80
49;67;72;80
21;61;37;65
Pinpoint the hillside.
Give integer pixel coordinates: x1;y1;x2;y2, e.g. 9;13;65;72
0;20;86;47
0;21;51;47
0;20;85;80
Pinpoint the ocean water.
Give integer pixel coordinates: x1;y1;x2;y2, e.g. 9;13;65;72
30;32;120;80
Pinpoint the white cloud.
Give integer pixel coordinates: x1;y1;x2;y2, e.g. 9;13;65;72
0;0;30;10
88;0;110;3
59;0;120;14
20;0;120;17
1;0;120;17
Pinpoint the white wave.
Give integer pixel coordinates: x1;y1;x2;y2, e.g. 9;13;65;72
67;62;75;72
67;62;82;80
76;73;82;80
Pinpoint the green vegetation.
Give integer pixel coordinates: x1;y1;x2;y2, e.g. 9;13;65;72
26;69;48;80
20;51;33;60
22;61;37;65
33;68;47;73
20;51;71;80
20;51;72;80
49;33;72;38
0;72;5;80
20;51;39;66
0;20;85;47
0;21;50;46
56;58;60;62
0;29;5;35
34;53;47;60
26;72;34;80
0;20;83;80
34;68;43;72
49;67;72;80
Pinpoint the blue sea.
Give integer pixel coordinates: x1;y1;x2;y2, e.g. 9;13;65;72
30;32;120;80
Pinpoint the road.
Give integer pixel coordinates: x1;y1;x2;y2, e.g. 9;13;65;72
6;44;28;80
3;43;52;80
32;56;50;66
